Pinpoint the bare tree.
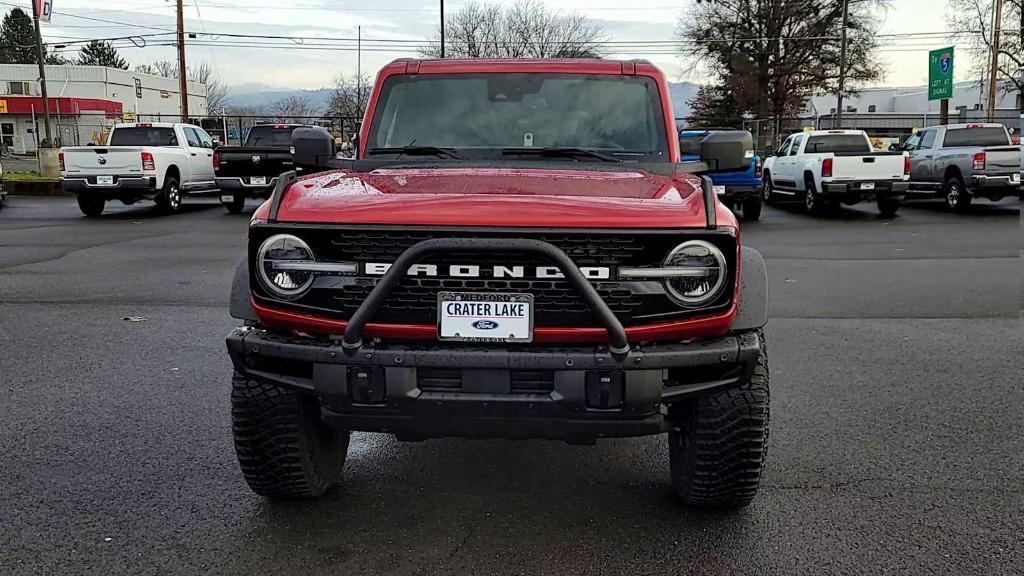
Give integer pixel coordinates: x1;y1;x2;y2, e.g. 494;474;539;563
269;95;319;122
421;0;605;59
947;0;1023;112
327;73;372;119
677;0;889;122
133;60;230;114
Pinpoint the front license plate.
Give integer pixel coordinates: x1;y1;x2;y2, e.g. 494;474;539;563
96;175;114;185
438;292;533;343
713;185;726;195
250;176;267;185
860;182;875;190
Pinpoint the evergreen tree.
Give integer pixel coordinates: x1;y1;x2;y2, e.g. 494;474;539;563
686;85;745;128
76;40;128;69
0;8;40;64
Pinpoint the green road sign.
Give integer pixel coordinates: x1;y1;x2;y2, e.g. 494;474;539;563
928;47;954;101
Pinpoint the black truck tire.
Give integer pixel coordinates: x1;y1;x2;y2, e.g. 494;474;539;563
742;196;763;221
669;330;769;509
223;193;246;214
155;176;182;214
877;196;900;217
231;371;350;499
943;175;972;211
803;177;823;215
77;195;105;217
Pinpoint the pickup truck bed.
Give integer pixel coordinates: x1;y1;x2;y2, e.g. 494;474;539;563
214;124;302;213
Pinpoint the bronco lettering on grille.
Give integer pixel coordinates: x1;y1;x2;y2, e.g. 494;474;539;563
364;263;611;280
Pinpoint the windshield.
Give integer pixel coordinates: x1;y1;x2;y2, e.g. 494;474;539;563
943;127;1010;147
109;127;178;147
245;125;299;147
366;73;669;161
804;134;871;154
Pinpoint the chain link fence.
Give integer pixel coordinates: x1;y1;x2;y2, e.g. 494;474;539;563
135;114;363;147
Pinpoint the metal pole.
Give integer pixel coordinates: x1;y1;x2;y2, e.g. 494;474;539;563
986;0;1004;121
176;0;190;122
440;0;445;58
834;0;850;128
31;2;53;147
357;26;362;115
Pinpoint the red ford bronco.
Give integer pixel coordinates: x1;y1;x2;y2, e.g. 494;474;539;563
226;59;770;508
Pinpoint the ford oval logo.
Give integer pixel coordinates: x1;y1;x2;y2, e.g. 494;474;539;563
472;320;499;330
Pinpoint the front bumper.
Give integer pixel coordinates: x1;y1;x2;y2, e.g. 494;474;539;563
822;180;908;202
61;176;157;198
216;177;276;198
226;327;762;443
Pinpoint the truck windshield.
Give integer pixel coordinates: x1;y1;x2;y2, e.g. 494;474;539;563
804;135;870;154
943;127;1010;147
109;127;178;147
366;74;668;161
245;125;299;147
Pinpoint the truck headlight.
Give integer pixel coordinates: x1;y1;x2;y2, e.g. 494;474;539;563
662;240;727;307
257;234;316;299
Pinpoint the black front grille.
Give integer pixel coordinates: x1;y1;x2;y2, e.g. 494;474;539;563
251;225;736;328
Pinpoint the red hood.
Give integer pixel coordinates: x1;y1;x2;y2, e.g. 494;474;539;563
258;167;734;229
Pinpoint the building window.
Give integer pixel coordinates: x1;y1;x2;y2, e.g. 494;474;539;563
868;105;877;113
8;81;30;95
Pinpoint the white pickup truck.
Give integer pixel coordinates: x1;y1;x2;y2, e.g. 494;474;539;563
60;122;217;216
762;129;910;216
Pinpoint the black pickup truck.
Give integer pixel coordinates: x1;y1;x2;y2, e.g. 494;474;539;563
214;124;304;213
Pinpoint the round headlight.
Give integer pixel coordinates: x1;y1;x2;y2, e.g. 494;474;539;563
663;240;727;307
257;234;316;299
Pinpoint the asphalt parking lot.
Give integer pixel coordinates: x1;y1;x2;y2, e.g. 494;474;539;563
1;195;1021;575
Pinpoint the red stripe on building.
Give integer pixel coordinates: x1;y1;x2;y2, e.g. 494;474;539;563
0;96;123;118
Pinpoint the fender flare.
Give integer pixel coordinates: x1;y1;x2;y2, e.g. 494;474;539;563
229;255;258;321
733;246;768;331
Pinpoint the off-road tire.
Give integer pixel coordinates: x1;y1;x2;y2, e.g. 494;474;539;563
223;193;245;214
155;176;182;214
77;195;105;217
231;371;350;499
943;175;972;211
742;196;762;221
669;330;770;509
877;196;900;217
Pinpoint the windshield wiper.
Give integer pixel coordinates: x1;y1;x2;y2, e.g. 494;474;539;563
366;146;460;159
501;147;622;163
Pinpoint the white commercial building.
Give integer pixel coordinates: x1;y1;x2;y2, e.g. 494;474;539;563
0;64;208;153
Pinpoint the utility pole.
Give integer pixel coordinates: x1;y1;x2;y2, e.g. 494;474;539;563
834;0;850;128
357;25;362;115
31;1;52;147
440;0;445;58
986;0;1004;121
176;0;189;122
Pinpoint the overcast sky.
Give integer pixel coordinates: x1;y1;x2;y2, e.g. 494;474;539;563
21;0;963;91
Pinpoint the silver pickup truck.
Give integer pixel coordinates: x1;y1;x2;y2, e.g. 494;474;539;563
903;123;1020;210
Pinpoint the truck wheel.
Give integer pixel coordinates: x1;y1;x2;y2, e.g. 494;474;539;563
803;178;823;215
223;193;245;214
231;371;350;499
156;177;182;214
77;195;105;217
742;196;762;221
761;175;776;205
943;176;972;211
877;196;900;217
669;330;769;509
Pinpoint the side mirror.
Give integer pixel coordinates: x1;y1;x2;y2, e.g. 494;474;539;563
700;130;753;172
291;127;336;168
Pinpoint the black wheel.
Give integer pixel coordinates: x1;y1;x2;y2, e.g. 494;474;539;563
803;178;823;215
231;371;350;499
877;196;900;217
77;195;105;217
742;196;762;221
156;176;182;214
943;176;972;211
761;173;776;205
669;330;769;509
223;193;245;214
